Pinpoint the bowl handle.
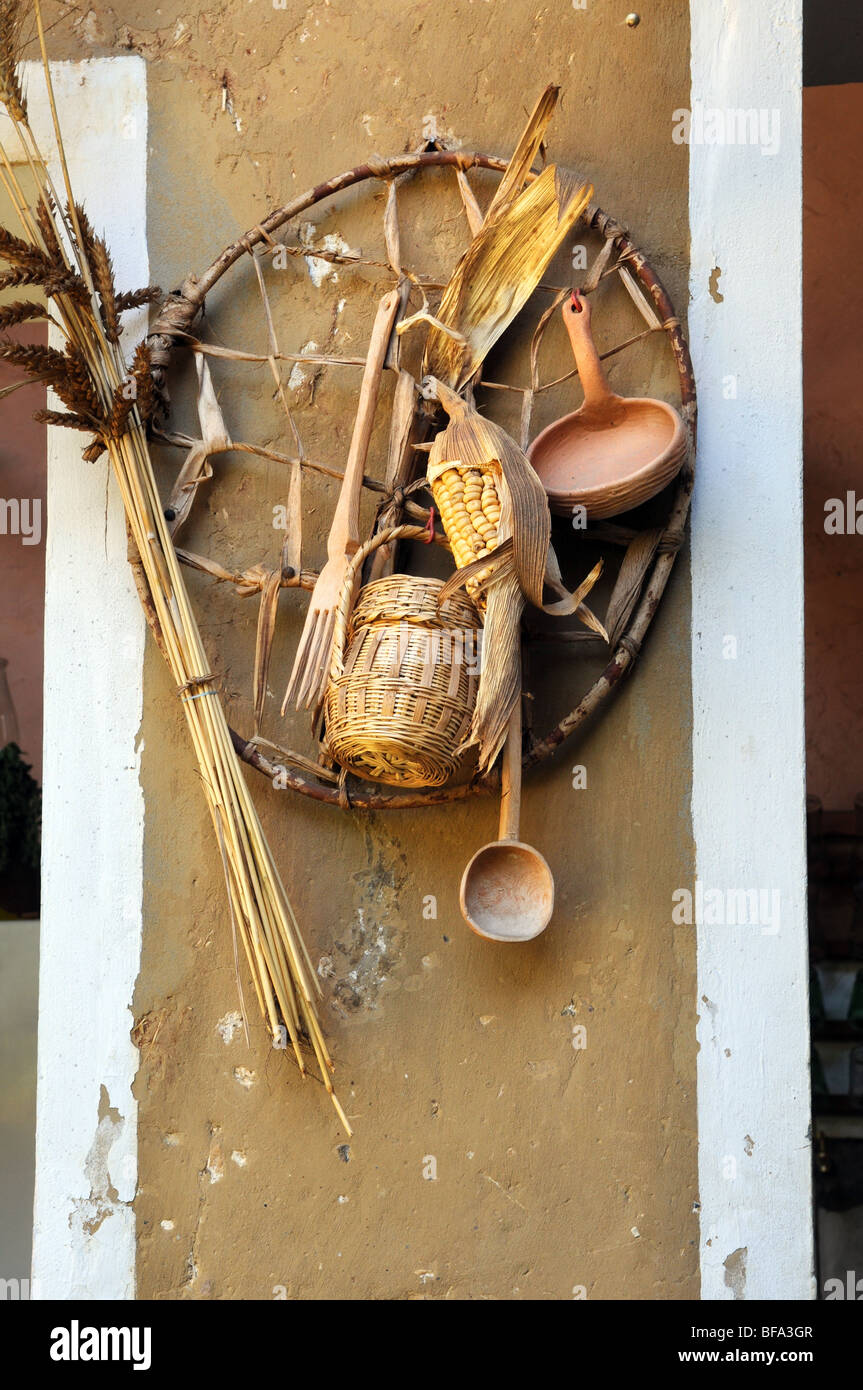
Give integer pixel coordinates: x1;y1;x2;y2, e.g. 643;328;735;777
563;291;616;410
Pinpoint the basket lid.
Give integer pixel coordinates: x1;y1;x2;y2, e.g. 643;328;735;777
351;573;481;632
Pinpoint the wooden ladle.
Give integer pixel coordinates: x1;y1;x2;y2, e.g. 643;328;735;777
528;291;687;519
459;695;554;942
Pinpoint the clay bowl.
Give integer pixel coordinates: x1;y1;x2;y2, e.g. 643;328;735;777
528;292;687;519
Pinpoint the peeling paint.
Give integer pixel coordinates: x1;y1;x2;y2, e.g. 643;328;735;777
300;226;357;288
69;1087;127;1241
708;265;724;303
723;1246;748;1300
287;339;318;391
204;1128;224;1184
216;1011;244;1045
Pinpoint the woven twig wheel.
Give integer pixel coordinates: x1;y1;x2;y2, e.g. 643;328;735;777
148;149;696;810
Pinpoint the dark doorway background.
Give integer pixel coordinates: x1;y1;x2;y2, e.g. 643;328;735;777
804;0;863;1300
0;294;45;1290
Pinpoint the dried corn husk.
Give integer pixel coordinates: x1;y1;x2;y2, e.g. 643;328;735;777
482;84;560;228
469;503;525;771
422;168;592;391
429;379;549;606
428;382;604;770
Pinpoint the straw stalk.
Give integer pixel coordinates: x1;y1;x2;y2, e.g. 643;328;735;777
0;0;348;1133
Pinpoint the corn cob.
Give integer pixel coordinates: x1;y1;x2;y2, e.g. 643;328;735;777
430;461;503;603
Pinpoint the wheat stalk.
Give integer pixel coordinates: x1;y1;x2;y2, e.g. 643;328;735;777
0;0;349;1134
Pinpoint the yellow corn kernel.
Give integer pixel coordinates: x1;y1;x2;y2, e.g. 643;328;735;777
431;459;505;610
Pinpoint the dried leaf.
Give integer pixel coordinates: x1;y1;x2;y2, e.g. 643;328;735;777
253;569;282;734
604;527;662;644
437;537;515;606
455;168;484;238
482;84;559;227
422;166;592;390
281;459;303;579
165;355;231;538
248;736;340;784
618;264;662;329
367;367;416;581
383;178;401;276
464;569;524;772
81;438;106;462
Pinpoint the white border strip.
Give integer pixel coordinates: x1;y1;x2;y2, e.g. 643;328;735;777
29;58;147;1301
688;4;812;1297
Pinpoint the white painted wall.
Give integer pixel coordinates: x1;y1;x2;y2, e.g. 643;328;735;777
25;59;148;1301
688;2;812;1297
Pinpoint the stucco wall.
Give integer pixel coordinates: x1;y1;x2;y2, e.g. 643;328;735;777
43;0;696;1300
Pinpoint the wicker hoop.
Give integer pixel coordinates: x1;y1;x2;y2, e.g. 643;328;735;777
323;525;482;787
150;152;697;809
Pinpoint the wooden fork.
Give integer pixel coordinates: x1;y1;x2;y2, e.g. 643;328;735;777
282;288;401;712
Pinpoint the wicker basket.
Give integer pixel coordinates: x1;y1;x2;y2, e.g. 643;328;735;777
323;526;482;787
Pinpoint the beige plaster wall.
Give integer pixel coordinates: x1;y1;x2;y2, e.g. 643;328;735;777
43;0;697;1300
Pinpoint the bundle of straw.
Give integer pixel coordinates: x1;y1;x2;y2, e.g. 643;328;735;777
0;1;348;1133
